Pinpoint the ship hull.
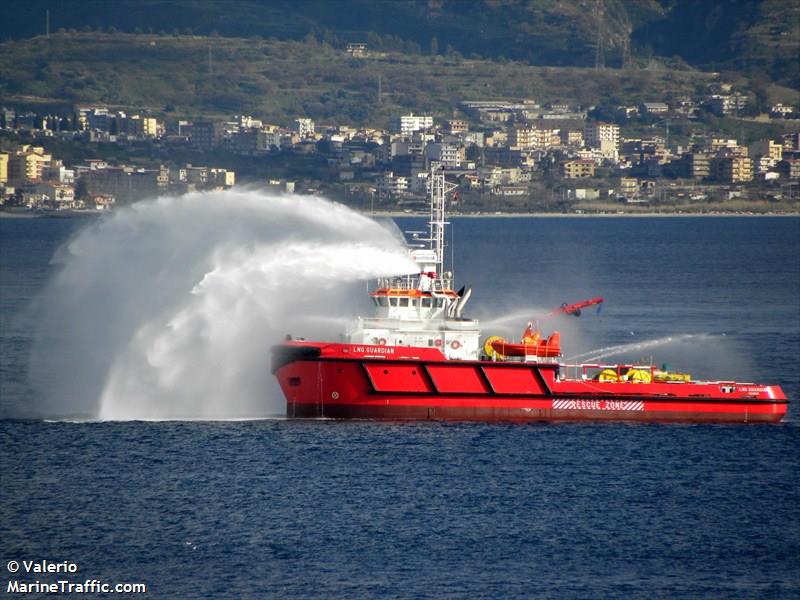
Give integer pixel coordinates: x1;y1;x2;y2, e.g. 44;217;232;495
286;400;784;423
273;342;788;424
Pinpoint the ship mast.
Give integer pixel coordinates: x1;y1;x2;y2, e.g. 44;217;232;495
427;166;458;280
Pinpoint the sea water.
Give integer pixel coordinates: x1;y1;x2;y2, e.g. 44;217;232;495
1;202;798;598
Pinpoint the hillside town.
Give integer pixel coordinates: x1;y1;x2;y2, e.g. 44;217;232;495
1;82;798;214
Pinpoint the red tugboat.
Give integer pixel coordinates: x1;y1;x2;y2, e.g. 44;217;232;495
272;170;788;423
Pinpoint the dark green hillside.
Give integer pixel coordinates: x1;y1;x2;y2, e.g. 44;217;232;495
635;0;800;88
3;0;797;87
0;32;719;125
0;0;651;67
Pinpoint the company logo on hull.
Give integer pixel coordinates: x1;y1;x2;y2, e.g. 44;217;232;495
552;399;645;411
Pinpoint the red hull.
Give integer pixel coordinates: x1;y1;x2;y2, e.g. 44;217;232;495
272;342;788;424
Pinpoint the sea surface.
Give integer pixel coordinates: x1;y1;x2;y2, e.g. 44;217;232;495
2;214;799;598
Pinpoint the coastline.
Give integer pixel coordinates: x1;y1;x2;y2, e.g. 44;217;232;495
3;208;798;219
370;210;800;218
0;209;103;219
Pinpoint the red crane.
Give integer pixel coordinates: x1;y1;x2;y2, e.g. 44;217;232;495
548;297;604;317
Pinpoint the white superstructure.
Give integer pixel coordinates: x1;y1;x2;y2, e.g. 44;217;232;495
346;168;481;360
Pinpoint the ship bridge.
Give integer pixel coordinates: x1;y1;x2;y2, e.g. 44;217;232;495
346;167;481;360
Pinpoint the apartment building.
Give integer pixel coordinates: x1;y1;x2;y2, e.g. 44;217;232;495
619;177;639;199
424;143;464;167
584;123;619;149
749;140;782;162
393;113;433;135
681;153;710;179
509;127;560;150
776;159;800;179
120;114;159;138
32;182;76;206
562;159;596;179
560;130;584;147
80;166;164;204
711;156;753;183
444;119;468;134
377;171;409;196
42;161;76;184
7;146;52;185
710;138;741;153
209;168;235;187
584;123;619;160
76;107;112;132
707;94;747;117
477;166;528;188
191;121;224;150
293;118;316;139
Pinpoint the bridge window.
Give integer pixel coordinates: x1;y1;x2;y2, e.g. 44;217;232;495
421;297;431;308
399;297;409;307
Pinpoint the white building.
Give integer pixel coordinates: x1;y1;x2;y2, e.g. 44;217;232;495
640;102;669;114
408;172;430;195
293;118;315;139
584;123;619;148
76;107;112;132
41;162;75;184
584;123;619;161
708;94;747;116
237;115;263;129
771;104;795;117
377;171;408;196
394;113;433;135
262;129;283;149
209;168;236;187
33;182;76;206
424;143;464;167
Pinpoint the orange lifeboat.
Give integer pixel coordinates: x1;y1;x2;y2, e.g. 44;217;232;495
487;325;562;359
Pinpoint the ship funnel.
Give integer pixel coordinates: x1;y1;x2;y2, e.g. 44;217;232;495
455;287;472;318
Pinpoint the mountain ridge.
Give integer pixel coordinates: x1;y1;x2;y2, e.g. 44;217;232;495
2;1;796;88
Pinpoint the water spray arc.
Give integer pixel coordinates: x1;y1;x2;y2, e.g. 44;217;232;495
29;189;416;420
566;333;713;363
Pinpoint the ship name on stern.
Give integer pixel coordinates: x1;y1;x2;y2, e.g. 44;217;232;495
352;345;395;355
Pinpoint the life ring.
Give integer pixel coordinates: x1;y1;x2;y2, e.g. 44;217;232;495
450;340;461;350
483;336;505;360
434;339;443;347
627;369;652;384
597;368;618;382
377;338;387;346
